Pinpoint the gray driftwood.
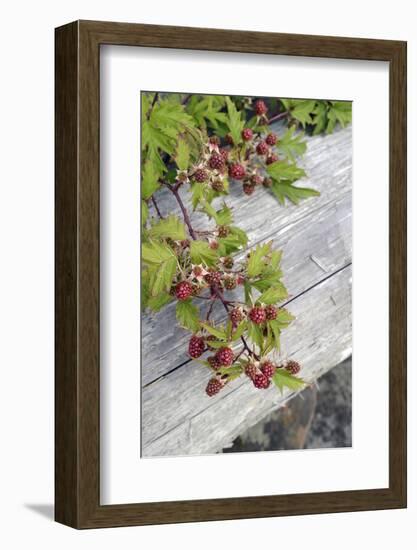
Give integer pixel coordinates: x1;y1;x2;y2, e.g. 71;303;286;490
141;124;352;457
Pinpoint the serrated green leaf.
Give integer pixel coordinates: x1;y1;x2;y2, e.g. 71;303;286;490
176;299;200;332
141;160;160;200
266;160;306;183
247;242;272;278
225;96;244;145
247;322;263;349
215;205;233;226
190;182;205;209
148;215;186;241
277;127;307;161
258;283;288;305
272;369;305;393
231;321;247;341
175;137;190;170
200;322;227;340
290;99;316;127
251;271;284;292
216;365;243;379
148;256;177;296
270;181;320;205
267;320;281;351
190;240;218;266
312;101;328;135
326;101;352;132
147;291;172;312
142;240;174;265
141;200;148;226
275;308;295;327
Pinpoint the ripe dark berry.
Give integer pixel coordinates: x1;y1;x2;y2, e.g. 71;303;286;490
265;305;278;320
266;153;279;165
254;99;268;116
229;163;246;180
224;277;237;290
208;152;225;170
211;179;224;192
225;134;234;145
251;174;263;186
194;168;208;182
256;141;269;155
223;256;234;269
245;363;258;380
242;128;253;141
230;308;244;327
265;133;278;146
216;347;234;366
204;270;222;286
175;281;193;300
217;225;230;238
207;354;222;369
261;360;276;379
243;183;255;195
206;377;223;396
249;306;267;324
286;360;301;375
209;135;220;145
263;177;273;188
253;373;270;389
188;335;205;358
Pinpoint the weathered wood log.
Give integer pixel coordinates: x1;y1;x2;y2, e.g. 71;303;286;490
141;124;352;457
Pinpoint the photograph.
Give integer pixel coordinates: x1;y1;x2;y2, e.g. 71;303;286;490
141;92;352;457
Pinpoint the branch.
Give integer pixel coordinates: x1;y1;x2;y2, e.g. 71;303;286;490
151;196;164;219
267;111;289;125
146;92;159;119
169;185;197;240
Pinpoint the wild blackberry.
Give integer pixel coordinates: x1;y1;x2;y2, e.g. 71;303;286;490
204;269;222;286
265;133;278;146
225;134;234;145
216;347;234;366
286;360;301;375
251;174;263;186
194;168;208;182
207;355;222;369
230;308;243;327
211;179;224;192
261;360;276;378
253;373;270;389
223;256;234;269
175;281;193;300
217;225;230;238
224;276;237;290
263;177;273;188
188;335;205;358
208;152;225;170
206;377;223;396
249;306;266;324
242;128;253;141
254;99;268;116
256;141;269;155
193;265;203;277
243;183;255;195
266;153;279;165
219;148;229;162
229;163;246;180
265;305;278;320
245;363;258;380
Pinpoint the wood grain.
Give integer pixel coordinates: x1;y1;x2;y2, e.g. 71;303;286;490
55;20;406;529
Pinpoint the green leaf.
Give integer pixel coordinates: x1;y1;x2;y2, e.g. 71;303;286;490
231;321;247;341
141;200;148;226
271;181;320;205
312;101;328;135
326;101;352;133
141;160;160;200
148;215;186;241
142;240;174;265
190;240;218;266
277;127;307;161
147;292;172;312
190;182;205;209
247;242;272;278
290;99;316;127
266;160;306;183
176;299;200;332
216;365;243;379
275;308;295;327
272;369;305;393
225;96;245;145
175;137;190;170
148;257;177;296
200;322;227;340
215;205;233;226
251;272;284;292
258;284;288;305
247;322;263;349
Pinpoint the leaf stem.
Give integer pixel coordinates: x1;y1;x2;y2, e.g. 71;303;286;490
267;111;289;125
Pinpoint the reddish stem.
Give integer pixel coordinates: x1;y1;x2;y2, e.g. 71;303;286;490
267;111;289;125
169;185;197;240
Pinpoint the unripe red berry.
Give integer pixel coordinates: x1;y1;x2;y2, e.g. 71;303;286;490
188;335;205;358
261;360;276;378
204;270;222;286
251;174;263;186
223;256;234;269
265;305;278;320
256;141;269;155
254;99;268;116
229;163;246;180
175;281;193;300
193;265;203;277
286;360;301;375
207;354;222;369
265;133;277;146
249;306;267;324
241;128;253;141
206;377;223;396
208;152;225;170
263;177;273;188
209;240;219;250
266;153;279;165
219;148;229;162
253;373;270;389
194;168;208;182
216;347;234;366
230;308;243;327
224;276;237;290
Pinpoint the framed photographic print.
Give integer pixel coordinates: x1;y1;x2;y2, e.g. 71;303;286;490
55;20;406;528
